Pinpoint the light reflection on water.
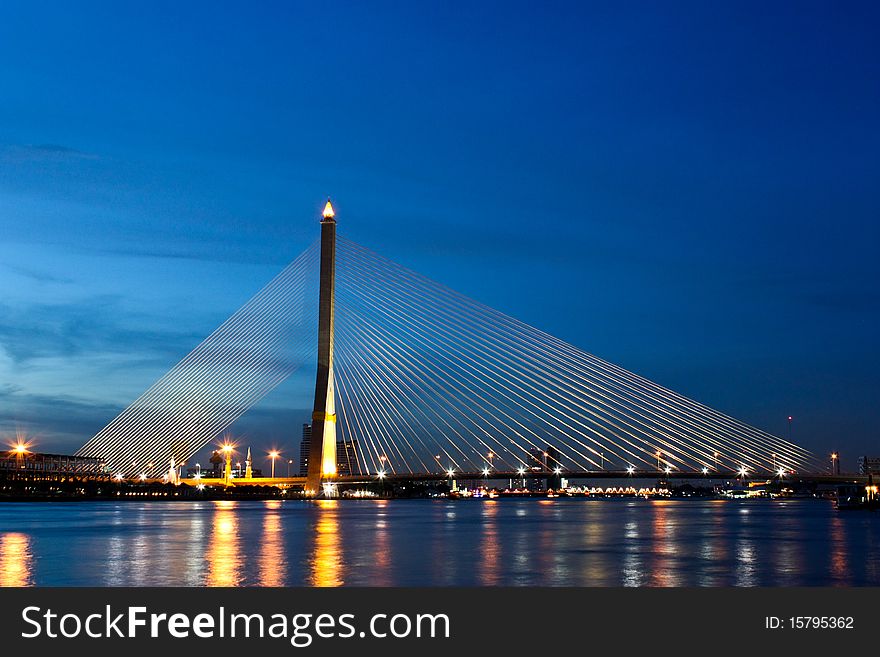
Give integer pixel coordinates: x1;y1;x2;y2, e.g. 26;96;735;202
206;500;243;586
258;500;286;587
0;533;33;586
309;500;342;587
0;499;878;586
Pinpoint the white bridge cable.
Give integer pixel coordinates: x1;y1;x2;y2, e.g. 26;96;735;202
338;318;534;475
337;320;499;474
76;229;826;478
336;305;547;473
336;236;824;473
340;241;820;472
336;239;785;471
336;256;719;471
76;248;316;470
335;328;447;474
338;249;784;473
79;270;316;475
335;283;621;472
77;242;320;475
338;236;824;472
337;305;595;474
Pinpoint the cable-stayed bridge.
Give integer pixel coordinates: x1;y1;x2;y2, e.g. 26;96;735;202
76;201;829;488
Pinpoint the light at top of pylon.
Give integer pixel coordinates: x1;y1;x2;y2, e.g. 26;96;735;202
322;199;335;219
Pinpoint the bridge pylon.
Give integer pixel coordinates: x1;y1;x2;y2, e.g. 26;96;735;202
305;199;338;494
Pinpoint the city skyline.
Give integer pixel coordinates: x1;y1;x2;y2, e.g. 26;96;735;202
1;1;878;463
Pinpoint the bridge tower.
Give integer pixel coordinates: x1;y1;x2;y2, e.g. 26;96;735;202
306;199;338;493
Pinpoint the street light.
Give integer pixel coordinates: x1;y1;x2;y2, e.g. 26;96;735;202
287;459;293;477
701;467;708;475
269;450;280;478
626;465;635;476
656;451;662;470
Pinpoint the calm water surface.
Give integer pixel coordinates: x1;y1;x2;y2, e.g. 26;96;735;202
0;498;878;586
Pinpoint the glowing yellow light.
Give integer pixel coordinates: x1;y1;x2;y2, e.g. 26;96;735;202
221;444;234;454
322;199;335;219
12;443;27;455
269;450;280;459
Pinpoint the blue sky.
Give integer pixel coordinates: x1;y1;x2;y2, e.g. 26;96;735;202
0;0;878;470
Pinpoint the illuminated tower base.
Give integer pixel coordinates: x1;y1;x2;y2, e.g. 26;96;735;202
306;200;338;494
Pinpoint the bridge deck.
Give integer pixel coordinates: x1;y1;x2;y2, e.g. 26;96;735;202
175;470;862;487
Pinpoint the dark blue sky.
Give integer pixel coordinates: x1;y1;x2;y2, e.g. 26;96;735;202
1;1;877;469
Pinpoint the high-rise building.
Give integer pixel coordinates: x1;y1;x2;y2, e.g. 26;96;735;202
336;438;359;476
858;456;880;475
299;423;312;476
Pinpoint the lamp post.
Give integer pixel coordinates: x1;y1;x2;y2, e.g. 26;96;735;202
287;459;293;477
221;444;234;484
269;450;280;479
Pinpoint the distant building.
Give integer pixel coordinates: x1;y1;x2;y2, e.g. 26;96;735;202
208;450;223;478
299;423;312;476
527;447;544;470
336;438;359;476
858;456;880;475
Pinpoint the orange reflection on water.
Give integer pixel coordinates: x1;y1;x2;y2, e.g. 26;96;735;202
0;533;33;587
479;501;501;585
371;501;392;586
206;501;242;587
829;514;849;583
310;500;343;587
258;500;287;586
648;500;677;586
